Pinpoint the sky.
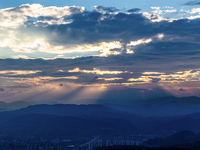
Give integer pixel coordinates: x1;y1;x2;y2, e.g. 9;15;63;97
0;0;200;106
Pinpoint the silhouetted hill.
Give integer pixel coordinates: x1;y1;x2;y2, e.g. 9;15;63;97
0;103;199;137
0;113;135;137
152;114;200;134
0;104;142;137
0;104;139;123
145;130;200;147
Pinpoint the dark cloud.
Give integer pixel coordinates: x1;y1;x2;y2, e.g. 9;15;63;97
0;45;199;83
29;6;200;51
41;9;152;45
6;85;32;89
151;78;161;83
6;4;30;12
69;6;85;14
0;88;5;92
184;1;200;5
37;16;57;21
127;8;141;13
95;5;119;12
179;88;187;92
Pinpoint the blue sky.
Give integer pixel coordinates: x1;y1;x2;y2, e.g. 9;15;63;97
0;0;186;9
0;0;196;15
0;0;200;105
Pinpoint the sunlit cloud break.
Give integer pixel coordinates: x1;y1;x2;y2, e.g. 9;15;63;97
68;68;126;75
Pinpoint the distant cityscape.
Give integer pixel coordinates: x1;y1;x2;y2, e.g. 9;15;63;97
0;133;199;150
0;134;148;150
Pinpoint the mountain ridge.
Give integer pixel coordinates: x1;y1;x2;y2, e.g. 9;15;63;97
0;103;199;137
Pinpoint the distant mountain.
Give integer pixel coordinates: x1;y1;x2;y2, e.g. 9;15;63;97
106;96;200;116
0;101;32;111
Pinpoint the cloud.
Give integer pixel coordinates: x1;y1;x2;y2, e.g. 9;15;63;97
0;5;152;56
0;4;85;28
0;5;200;102
94;5;119;13
59;84;63;86
1;4;200;58
0;57;199;88
11;55;31;59
0;88;5;92
0;57;200;102
151;6;177;15
189;8;200;14
0;70;41;76
127;8;141;13
179;88;186;92
68;68;125;75
184;1;200;5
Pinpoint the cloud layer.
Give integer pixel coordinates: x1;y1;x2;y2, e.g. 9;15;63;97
184;1;200;5
1;4;200;58
0;4;200;104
